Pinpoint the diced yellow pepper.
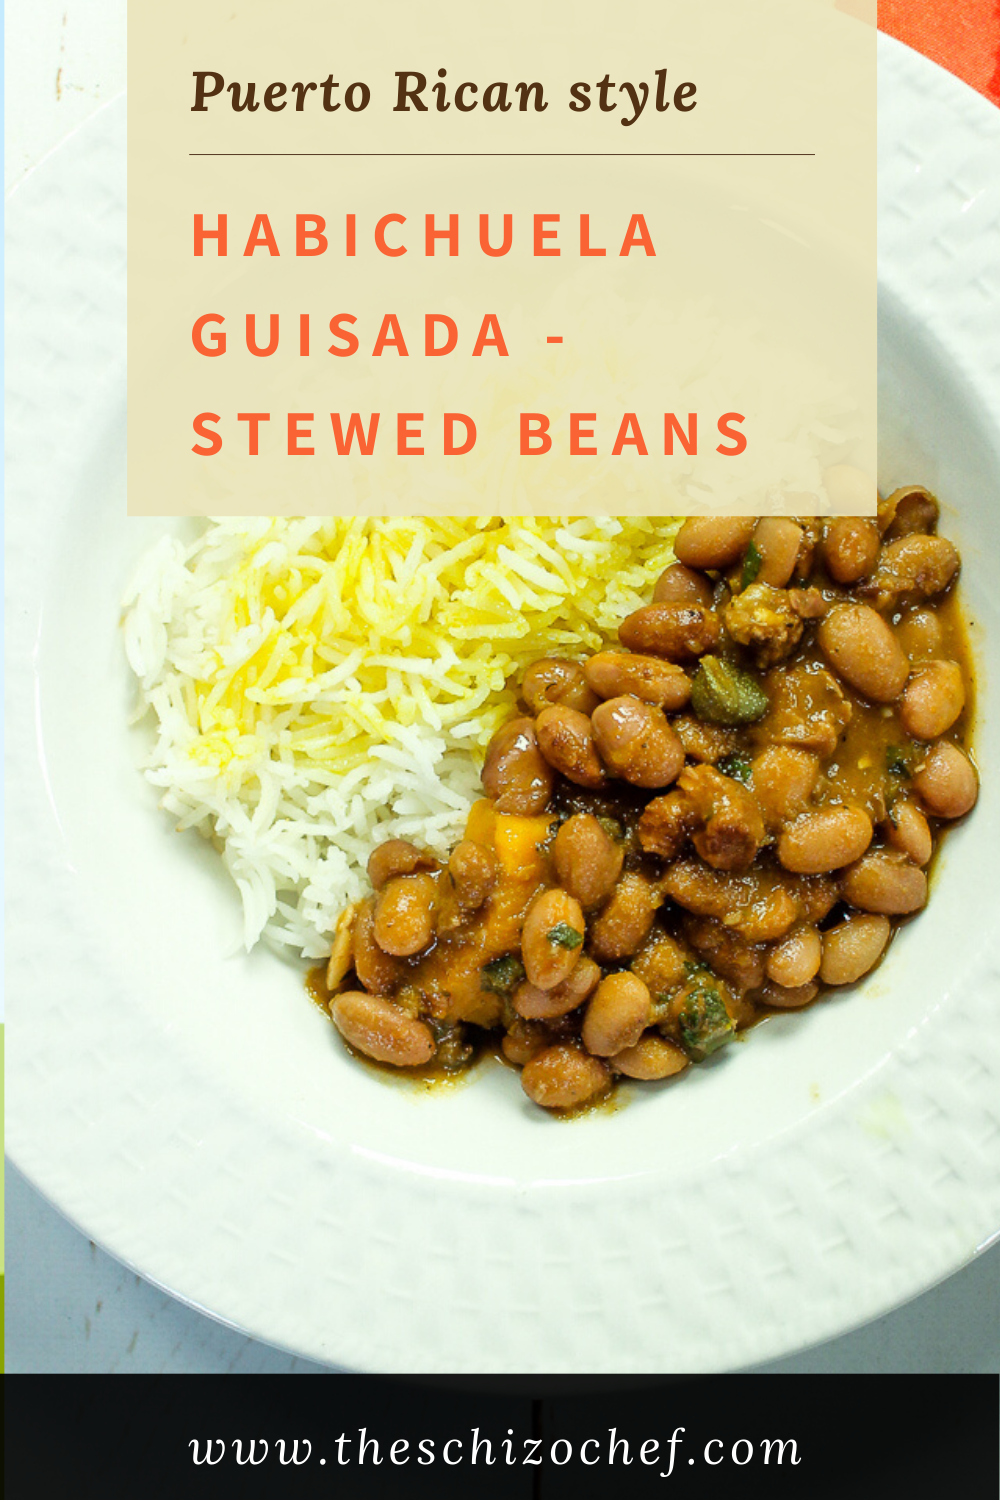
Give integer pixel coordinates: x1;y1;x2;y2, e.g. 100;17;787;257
463;798;497;849
493;813;554;881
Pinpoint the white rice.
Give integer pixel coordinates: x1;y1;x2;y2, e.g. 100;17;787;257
122;516;694;959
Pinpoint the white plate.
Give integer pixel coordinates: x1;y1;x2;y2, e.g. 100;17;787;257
6;38;1000;1373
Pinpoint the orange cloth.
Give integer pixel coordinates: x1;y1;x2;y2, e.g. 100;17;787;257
879;0;1000;107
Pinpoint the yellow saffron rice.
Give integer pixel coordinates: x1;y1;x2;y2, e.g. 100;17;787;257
123;516;681;956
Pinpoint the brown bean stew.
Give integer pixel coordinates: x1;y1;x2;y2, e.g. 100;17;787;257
316;493;978;1112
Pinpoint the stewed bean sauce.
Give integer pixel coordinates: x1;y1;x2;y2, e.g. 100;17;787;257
317;492;978;1111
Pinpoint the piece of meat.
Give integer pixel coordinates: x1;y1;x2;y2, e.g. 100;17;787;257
722;583;805;667
660;859;801;942
677;764;766;872
671;713;741;764
787;587;827;620
682;914;768;992
630;928;690;998
752;661;852;759
637;790;694;860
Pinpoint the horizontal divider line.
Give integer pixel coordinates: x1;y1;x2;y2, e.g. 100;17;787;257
188;151;817;157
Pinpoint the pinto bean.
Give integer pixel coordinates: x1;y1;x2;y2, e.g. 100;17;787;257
766;925;822;988
817;604;910;702
734;888;802;943
553;813;624;910
367;839;438;890
535;706;607;789
885;800;933;866
896;609;943;661
873;535;959;603
819;913;891;985
757;980;819;1009
482;717;555;814
513;955;601;1020
520;1045;611;1110
353;899;404;994
374;873;437;957
521;657;600;716
587;872;658;961
584;651;692;709
750;746;819;829
521;888;586;990
501;1018;553;1067
331;991;436;1067
822;517;880;584
591;696;686;788
778;805;873;874
652;563;714;607
582;973;652;1057
448;841;497;910
753;518;804;587
840;850;927;914
900;660;965;740
610;1033;690;1080
618;604;722;661
673;516;756;570
912;741;978;819
881;485;939;538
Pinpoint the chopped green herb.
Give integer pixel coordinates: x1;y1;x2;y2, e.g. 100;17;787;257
683;959;708;978
547;922;583;950
679;983;736;1057
886;747;910;776
741;541;762;590
718;754;752;785
480;954;526;996
690;656;769;726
